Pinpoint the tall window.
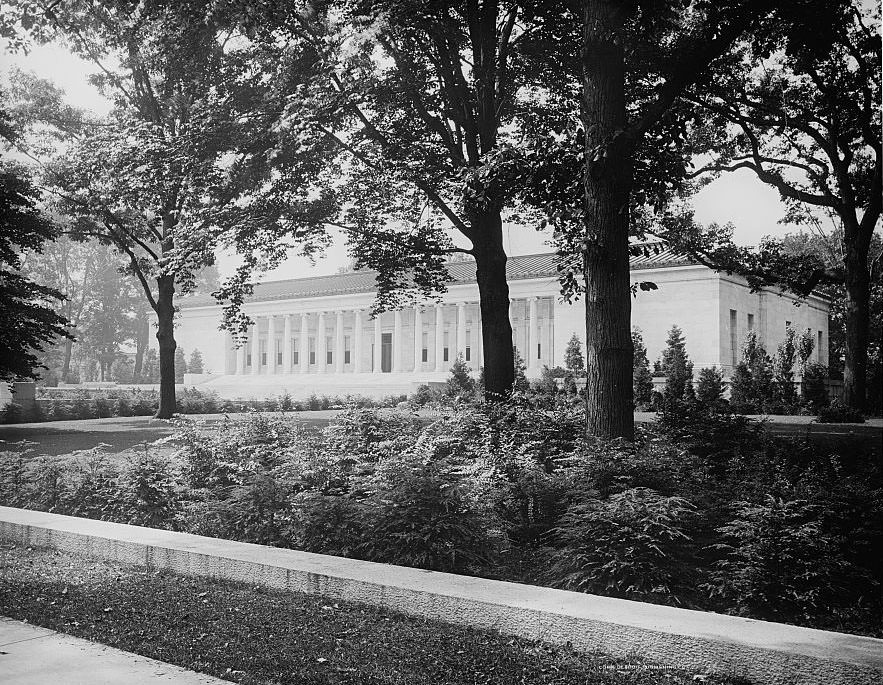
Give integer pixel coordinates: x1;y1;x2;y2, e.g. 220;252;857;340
537;342;542;359
344;335;351;365
818;331;823;362
309;337;315;365
292;338;299;366
443;331;449;362
747;313;754;331
276;340;283;366
421;332;428;362
260;340;267;366
729;309;738;366
465;329;471;361
326;335;333;365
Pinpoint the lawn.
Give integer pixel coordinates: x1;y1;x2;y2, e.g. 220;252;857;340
0;544;746;685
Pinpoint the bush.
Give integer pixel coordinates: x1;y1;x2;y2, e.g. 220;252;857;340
706;496;859;623
817;399;865;424
801;362;829;411
116;452;181;530
546;487;695;602
360;448;500;573
1;402;24;424
696;366;725;409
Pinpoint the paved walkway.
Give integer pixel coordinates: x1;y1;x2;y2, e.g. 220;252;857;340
0;617;227;684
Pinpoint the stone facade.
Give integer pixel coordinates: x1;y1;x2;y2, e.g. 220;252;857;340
171;247;830;399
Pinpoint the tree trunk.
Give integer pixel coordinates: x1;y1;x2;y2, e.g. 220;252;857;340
581;0;635;440
61;338;73;382
842;247;870;412
470;208;515;399
133;316;149;382
155;275;177;418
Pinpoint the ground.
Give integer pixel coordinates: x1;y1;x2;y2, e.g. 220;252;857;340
2;411;879;456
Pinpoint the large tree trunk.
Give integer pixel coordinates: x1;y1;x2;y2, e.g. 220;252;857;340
154;275;177;418
842;246;870;412
470;208;515;399
581;0;635;440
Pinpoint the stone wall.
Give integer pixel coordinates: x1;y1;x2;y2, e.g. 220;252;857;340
1;507;879;685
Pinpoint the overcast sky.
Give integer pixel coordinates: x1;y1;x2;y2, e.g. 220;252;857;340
3;41;809;281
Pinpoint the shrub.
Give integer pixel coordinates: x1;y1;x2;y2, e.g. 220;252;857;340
696;366;725;409
632;328;654;409
660;326;694;405
115;397;133;417
188;349;204;374
706;496;857;623
546;487;695;602
277;391;293;412
817;399;865;424
116;452;181;530
174;347;187;383
94;397;113;419
1;402;24;424
446;355;476;400
360;447;500;574
287;492;369;557
801;362;830;410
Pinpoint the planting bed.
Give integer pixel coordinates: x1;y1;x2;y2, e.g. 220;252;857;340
0;544;747;685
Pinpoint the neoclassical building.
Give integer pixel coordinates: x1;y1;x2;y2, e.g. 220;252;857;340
175;245;830;399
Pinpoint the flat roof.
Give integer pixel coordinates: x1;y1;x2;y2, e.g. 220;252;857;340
181;245;692;308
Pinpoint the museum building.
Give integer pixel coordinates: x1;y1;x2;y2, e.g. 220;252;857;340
174;243;830;399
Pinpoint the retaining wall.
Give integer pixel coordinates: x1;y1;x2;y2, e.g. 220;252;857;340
1;507;880;685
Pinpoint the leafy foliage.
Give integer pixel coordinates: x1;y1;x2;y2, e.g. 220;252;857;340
0;155;70;381
632;328;654;409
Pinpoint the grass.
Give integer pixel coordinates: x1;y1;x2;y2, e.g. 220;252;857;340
0;544;749;685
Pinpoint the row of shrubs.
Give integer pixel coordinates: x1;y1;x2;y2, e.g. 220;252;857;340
1;389;408;424
2;403;879;636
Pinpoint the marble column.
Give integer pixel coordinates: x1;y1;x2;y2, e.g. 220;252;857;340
335;310;345;374
353;309;364;373
528;297;538;370
413;307;423;371
250;322;259;375
456;303;466;361
282;315;292;374
236;336;246;375
476;304;483;369
267;315;277;374
393;309;403;372
373;313;382;373
317;312;327;374
299;313;309;373
434;304;445;372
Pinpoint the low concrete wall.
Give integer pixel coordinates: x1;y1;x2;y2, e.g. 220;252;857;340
1;507;880;685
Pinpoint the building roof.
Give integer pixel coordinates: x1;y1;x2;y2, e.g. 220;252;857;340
181;244;693;308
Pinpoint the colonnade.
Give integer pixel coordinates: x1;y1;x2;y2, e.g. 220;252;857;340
227;297;551;375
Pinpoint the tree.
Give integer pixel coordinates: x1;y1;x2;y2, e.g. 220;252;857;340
730;330;775;412
0;160;71;381
632;328;653;409
564;334;586;377
772;325;798;407
6;2;331;418
188;349;204;375
660;325;694;405
446;355;476;399
696;366;725;408
174;347;187;384
19;236;98;382
678;0;880;411
524;0;775;438
141;349;159;384
226;1;579;399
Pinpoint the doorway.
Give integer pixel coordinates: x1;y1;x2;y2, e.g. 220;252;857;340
381;333;392;373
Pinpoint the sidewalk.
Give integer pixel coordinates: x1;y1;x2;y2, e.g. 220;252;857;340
0;617;228;684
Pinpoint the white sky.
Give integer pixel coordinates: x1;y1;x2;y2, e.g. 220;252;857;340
2;42;805;282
